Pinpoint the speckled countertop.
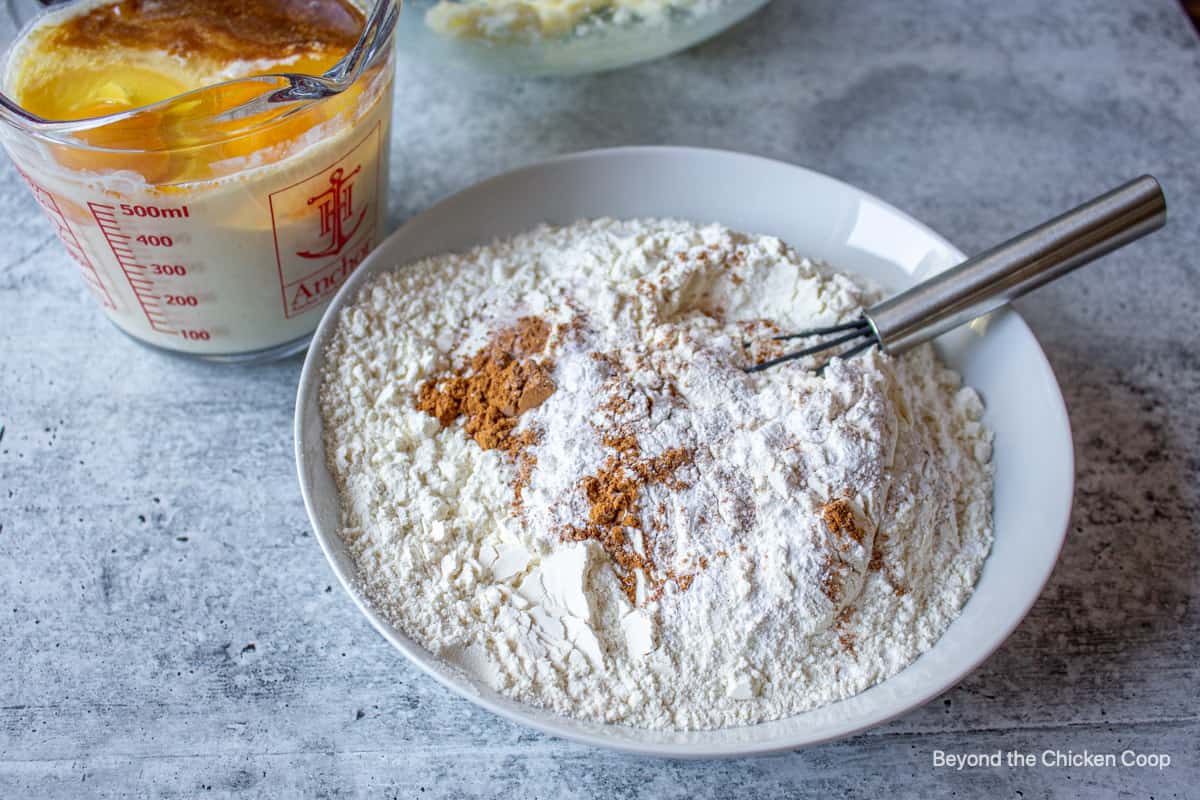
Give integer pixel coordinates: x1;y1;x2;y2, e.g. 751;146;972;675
1;1;1197;797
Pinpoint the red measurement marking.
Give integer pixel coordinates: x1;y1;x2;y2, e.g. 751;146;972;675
15;170;116;309
88;201;177;334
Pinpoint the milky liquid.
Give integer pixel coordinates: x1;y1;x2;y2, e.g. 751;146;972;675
2;0;394;358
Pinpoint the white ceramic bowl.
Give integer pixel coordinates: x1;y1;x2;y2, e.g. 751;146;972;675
295;147;1074;757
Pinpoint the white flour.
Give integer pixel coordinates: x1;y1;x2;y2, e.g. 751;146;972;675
320;218;993;730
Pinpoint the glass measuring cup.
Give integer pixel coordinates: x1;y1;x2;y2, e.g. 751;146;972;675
0;0;399;362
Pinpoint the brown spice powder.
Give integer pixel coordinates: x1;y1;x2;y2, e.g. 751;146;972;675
415;316;555;457
823;496;910;598
420;322;706;607
416;317;556;513
47;0;365;64
834;605;857;655
822;498;865;548
818;497;865;604
565;433;695;605
741;319;787;366
868;536;886;573
819;554;847;603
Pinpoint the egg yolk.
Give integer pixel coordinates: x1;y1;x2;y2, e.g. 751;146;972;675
6;0;369;181
11;0;365;119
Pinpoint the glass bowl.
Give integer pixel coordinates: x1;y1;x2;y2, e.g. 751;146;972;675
394;0;772;76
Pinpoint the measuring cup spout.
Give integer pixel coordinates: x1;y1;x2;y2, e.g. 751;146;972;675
328;0;402;83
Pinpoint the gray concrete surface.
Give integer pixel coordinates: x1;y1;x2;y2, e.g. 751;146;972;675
2;0;1198;797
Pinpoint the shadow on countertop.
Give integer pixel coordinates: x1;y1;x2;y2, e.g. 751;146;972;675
973;333;1198;728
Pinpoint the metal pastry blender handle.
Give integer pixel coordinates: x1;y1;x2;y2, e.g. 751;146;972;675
864;175;1167;355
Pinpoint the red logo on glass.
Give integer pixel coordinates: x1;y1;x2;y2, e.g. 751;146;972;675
270;123;381;318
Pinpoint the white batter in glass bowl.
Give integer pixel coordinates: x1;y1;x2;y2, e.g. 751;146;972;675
396;0;772;76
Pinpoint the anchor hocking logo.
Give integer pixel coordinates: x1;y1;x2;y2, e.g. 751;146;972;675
297;165;366;259
269;124;381;319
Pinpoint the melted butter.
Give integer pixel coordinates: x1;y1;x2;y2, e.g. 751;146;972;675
6;0;374;184
10;0;365;121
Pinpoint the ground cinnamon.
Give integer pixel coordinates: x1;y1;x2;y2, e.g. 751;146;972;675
741;319;786;366
819;554;847;603
564;431;694;605
819;497;864;603
834;605;857;654
822;498;864;548
415;316;555;458
420;324;703;606
822;496;909;598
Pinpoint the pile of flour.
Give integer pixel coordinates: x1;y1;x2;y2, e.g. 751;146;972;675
319;218;993;730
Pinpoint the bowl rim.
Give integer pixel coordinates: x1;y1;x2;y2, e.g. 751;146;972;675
294;145;1074;758
400;0;774;78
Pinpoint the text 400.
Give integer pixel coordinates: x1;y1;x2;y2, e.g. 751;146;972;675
136;234;173;247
